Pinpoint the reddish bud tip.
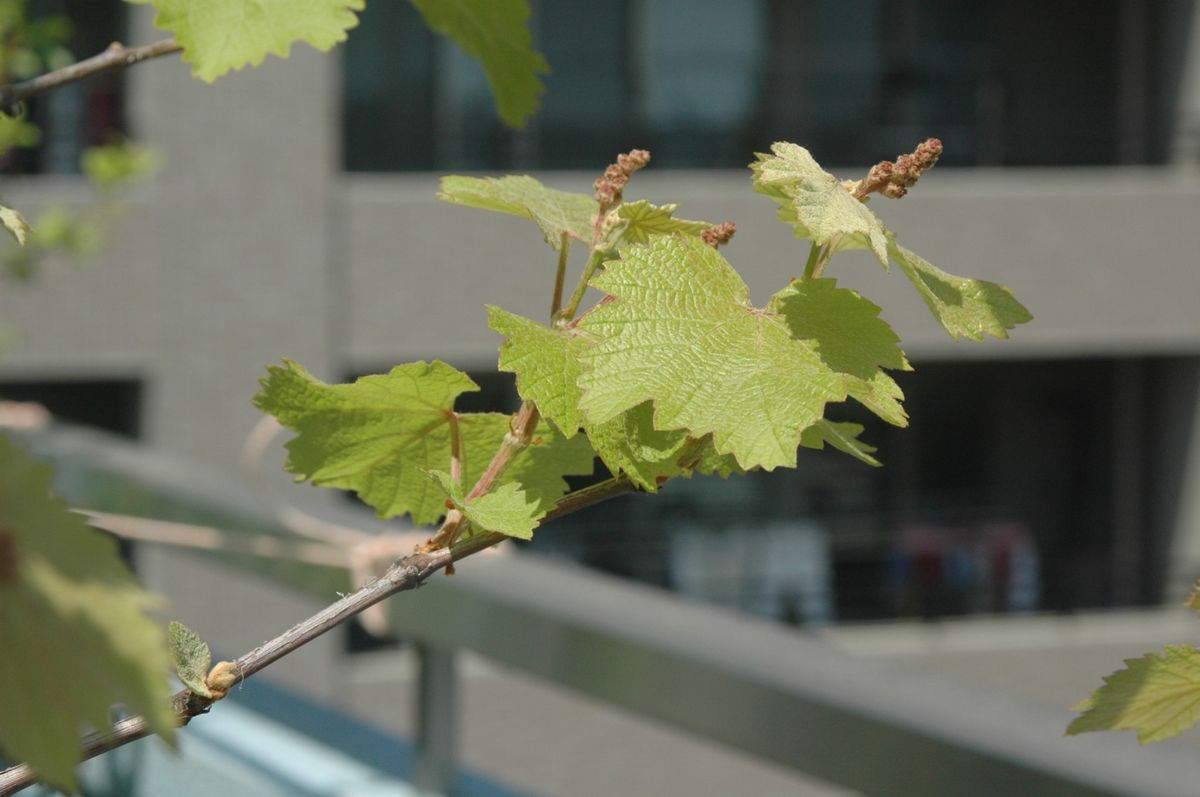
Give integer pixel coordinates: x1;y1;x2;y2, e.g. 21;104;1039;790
701;221;737;248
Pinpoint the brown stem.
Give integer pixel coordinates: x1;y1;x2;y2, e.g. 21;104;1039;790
0;475;637;796
418;401;541;552
0;39;183;117
466;402;539;501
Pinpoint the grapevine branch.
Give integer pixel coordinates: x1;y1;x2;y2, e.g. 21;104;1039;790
0;149;657;795
0;475;635;797
0;38;182;117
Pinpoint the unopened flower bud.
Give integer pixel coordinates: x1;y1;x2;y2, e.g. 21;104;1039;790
701;221;737;248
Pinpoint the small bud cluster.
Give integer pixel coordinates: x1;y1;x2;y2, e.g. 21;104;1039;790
856;138;943;199
594;149;651;208
701;221;737;248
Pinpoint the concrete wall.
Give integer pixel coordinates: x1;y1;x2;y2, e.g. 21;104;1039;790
2;6;1200;585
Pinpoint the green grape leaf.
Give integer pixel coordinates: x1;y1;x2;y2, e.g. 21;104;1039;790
409;0;548;128
0;435;175;791
615;200;712;246
845;371;907;428
0;203;30;246
488;305;587;437
132;0;363;82
751;142;889;267
577;235;846;471
494;421;596;513
889;240;1033;341
254;359;480;524
1068;645;1200;744
428;471;540;540
774;278;909;427
800;420;881;467
167;620;212;699
438;175;597;251
254;360;593;523
586;402;691;492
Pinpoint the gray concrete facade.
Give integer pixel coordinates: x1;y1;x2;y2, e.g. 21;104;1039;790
1;7;1199;584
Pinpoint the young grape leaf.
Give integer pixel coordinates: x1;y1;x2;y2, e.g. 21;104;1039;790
438;175;597;251
615;200;712;246
0;203;30;246
800;420;881;467
585;401;692;492
410;0;548;128
254;359;481;524
577;235;845;471
167;620;212;699
750;142;889;267
131;0;363;82
889;241;1033;341
1068;645;1200;744
253;360;593;523
0;435;175;792
488;305;588;437
774;278;909;427
428;471;541;540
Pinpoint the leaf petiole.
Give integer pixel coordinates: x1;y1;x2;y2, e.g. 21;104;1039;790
801;242;822;281
551;233;570;316
558;248;606;322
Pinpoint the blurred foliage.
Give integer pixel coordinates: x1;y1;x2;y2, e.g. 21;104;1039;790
0;1;161;283
3;138;161;281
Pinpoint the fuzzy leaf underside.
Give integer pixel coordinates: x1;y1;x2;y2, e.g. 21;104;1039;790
751;142;889;267
1068;646;1200;744
889;241;1033;341
488;305;587;437
438;175;597;250
132;0;363;82
577;235;846;471
253;359;593;524
615;200;712;246
168;620;212;699
0;203;30;246
0;436;175;791
409;0;548;128
428;471;541;539
801;420;881;466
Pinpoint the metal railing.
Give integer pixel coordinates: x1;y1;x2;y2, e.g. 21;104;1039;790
18;422;1200;797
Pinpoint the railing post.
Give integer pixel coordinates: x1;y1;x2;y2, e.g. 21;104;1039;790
412;643;458;796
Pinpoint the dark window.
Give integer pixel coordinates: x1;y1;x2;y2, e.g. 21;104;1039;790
343;0;1189;171
0;377;141;437
0;0;128;176
528;357;1200;623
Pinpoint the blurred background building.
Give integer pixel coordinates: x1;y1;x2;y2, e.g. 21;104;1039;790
5;0;1200;618
4;1;1200;794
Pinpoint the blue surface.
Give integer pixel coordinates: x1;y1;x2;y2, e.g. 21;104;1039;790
226;675;528;797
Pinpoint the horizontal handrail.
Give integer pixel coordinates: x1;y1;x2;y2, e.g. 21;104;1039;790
18;422;1200;796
